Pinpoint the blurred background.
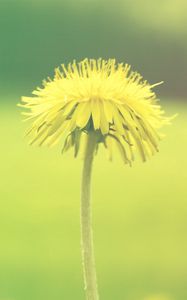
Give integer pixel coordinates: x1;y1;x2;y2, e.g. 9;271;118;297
0;0;186;299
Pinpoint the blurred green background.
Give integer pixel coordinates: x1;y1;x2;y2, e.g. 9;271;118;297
0;0;187;299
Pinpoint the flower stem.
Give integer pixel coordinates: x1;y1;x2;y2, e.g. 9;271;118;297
80;132;99;300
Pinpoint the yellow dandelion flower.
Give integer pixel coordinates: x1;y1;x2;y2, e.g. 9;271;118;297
19;58;171;300
19;58;169;165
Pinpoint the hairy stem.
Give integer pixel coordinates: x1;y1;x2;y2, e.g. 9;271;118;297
80;132;99;300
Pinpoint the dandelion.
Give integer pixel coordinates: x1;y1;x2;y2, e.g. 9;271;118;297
19;58;170;300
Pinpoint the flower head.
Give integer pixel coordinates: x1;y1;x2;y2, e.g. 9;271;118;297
20;58;169;165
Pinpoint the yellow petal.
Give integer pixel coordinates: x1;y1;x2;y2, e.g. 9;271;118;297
100;102;109;135
91;99;100;130
103;100;113;123
48;113;65;136
76;102;91;128
118;105;146;161
112;106;124;134
63;100;77;116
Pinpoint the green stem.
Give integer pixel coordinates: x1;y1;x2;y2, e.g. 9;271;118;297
80;132;99;300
